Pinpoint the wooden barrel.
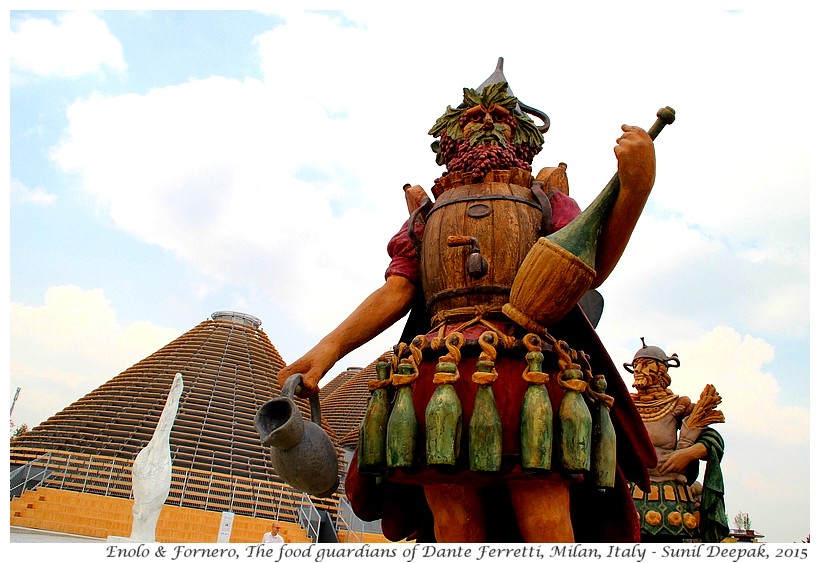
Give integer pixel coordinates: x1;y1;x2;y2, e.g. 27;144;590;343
503;237;595;332
421;168;542;323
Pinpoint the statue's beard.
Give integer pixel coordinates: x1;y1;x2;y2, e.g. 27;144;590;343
437;135;539;181
632;373;669;394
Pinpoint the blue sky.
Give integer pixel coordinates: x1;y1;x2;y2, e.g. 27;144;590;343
6;4;814;546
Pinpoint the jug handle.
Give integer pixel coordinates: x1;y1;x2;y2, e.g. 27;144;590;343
281;374;323;426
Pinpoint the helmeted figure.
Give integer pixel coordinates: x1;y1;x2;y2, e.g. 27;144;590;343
625;338;729;543
275;58;669;542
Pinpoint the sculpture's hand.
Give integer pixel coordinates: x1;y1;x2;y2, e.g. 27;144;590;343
277;347;337;398
671;396;691;418
614;124;656;195
659;443;707;475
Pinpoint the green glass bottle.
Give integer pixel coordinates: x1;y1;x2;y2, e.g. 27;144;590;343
425;360;462;466
591;374;616;490
385;362;418;468
520;346;553;472
358;360;391;475
469;359;502;472
558;365;592;472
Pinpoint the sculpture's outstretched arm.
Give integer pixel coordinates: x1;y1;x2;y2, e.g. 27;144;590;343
592;124;656;287
276;275;416;396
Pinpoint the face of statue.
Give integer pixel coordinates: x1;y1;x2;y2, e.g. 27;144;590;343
428;83;542;177
459;103;515;146
631;358;667;391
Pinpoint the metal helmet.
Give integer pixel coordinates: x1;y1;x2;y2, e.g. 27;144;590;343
623;337;680;373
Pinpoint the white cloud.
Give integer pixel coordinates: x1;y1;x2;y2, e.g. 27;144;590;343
11;178;58;205
666;326;807;444
10;285;180;427
50;74;398;336
11;11;126;79
596;210;809;344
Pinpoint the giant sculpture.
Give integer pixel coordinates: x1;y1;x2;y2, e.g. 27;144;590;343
273;58;673;542
624;339;729;543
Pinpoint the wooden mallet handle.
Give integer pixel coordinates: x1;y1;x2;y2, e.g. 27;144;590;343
647;106;676;141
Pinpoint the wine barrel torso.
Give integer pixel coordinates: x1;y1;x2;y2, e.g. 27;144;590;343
420;169;542;323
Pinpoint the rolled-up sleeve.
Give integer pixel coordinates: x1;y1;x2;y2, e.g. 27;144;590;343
385;220;423;285
549;190;582;232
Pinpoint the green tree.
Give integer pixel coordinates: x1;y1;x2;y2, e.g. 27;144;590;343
733;511;752;531
11;423;29;438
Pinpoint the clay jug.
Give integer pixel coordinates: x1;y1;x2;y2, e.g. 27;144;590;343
254;374;339;497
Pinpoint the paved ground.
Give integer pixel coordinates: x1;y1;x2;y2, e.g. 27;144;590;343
10;526;106;543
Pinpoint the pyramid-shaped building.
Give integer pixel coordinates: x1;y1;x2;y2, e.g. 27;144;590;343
10;311;346;541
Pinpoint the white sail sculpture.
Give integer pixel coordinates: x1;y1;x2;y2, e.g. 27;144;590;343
128;372;184;542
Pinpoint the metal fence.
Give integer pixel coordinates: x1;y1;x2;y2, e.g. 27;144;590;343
297;493;323;541
9;449;337;528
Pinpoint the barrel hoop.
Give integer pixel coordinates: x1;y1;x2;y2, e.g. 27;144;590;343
428;194;541;217
426;285;511;310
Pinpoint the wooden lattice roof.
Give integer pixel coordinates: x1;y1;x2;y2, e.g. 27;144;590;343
319;352;393;449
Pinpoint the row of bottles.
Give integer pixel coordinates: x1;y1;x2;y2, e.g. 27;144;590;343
357;332;616;490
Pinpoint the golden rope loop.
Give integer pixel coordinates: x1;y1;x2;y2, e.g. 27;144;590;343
391;372;418;386
577;351;608;406
392;342;408;373
433;372;460;385
390;342;419;386
591;391;615;409
555;340;577;371
431;331;465;385
368;378;394;391
410;335;427;366
471;371;497;385
470;331;499;385
522;371;549;384
478;331;498;362
560;379;587;393
444;331;465;364
523;333;542;353
476;318;517;349
429;324;447;350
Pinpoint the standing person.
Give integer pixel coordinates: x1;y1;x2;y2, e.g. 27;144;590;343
277;58;659;542
262;522;284;543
